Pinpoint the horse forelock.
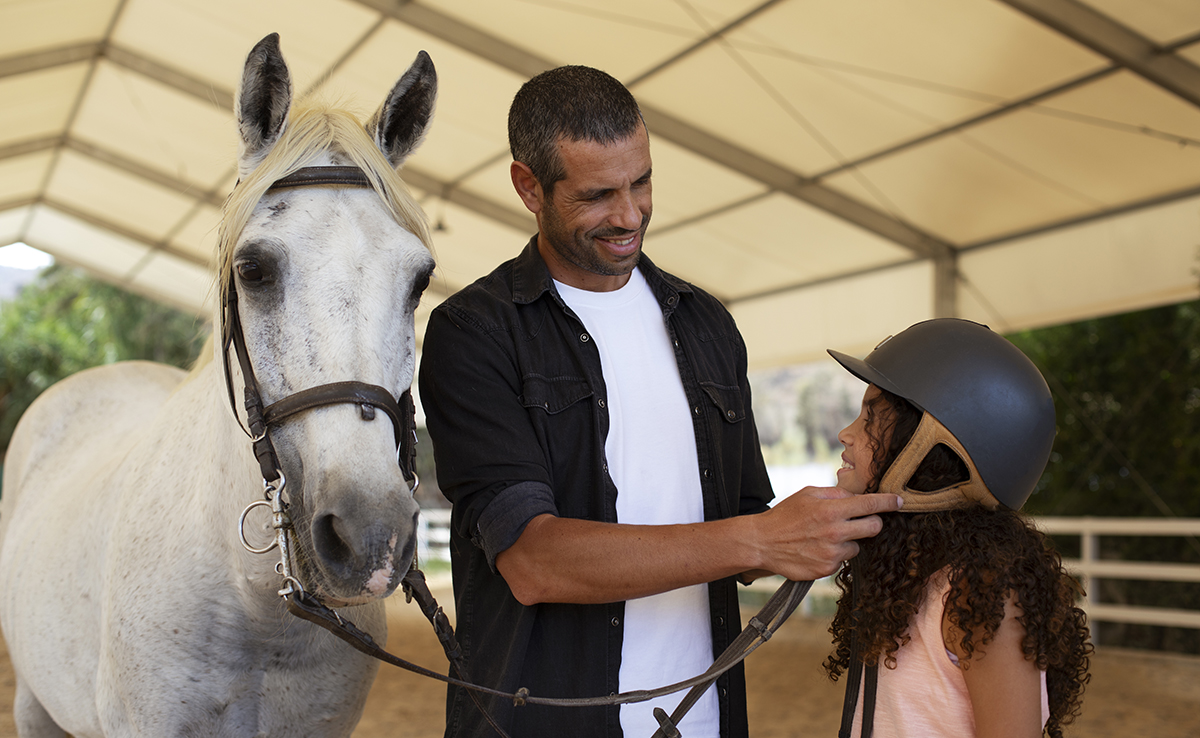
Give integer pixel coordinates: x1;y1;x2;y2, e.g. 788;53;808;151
214;97;433;305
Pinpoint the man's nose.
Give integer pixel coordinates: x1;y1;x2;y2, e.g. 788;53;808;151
610;190;643;230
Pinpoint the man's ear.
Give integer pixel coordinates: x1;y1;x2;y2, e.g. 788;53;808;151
510;161;544;215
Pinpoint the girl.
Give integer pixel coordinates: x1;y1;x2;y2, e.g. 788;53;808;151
824;318;1092;738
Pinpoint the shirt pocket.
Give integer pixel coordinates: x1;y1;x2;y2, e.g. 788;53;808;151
700;381;747;424
519;374;594;414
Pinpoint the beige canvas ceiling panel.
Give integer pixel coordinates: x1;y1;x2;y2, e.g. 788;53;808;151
643;222;793;300
732;260;935;369
169;205;223;266
0;0;121;57
634;43;856;175
0;64;89;145
719;38;999;163
645;136;767;229
25;205;149;277
1182;45;1200;67
960;74;1200;214
958;194;1200;333
636;0;1105;175
113;0;378;96
737;0;1104;101
46;150;199;240
454;158;529;221
71;61;236;189
428;0;765;82
0;206;32;245
0;151;53;204
647;193;910;300
1039;70;1200;144
126;251;215;317
1081;0;1200;45
823;129;1107;245
425;200;530;294
331;20;525;181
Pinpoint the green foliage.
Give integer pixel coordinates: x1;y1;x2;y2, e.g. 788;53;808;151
1009;300;1200;520
0;266;206;455
1008;300;1200;653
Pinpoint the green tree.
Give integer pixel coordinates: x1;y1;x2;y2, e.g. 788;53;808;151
1008;300;1200;653
0;266;207;457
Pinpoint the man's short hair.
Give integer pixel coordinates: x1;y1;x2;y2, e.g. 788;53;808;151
508;65;644;197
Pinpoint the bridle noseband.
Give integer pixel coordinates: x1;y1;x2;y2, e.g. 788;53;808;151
226;165;419;600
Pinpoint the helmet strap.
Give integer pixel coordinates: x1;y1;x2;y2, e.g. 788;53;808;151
878;412;1003;512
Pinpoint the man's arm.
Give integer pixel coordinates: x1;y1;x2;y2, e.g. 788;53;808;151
497;486;902;605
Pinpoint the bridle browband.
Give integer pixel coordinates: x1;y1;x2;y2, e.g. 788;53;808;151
227;164;812;738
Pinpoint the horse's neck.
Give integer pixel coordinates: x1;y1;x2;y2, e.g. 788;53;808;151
172;362;289;607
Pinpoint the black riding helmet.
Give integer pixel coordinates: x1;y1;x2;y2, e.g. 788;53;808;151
828;318;1056;511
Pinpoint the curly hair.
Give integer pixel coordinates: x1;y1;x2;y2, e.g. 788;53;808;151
824;388;1092;738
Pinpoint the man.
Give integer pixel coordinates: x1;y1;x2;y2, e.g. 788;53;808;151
418;65;901;738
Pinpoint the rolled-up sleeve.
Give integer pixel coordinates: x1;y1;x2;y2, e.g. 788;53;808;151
476;481;558;570
419;300;561;570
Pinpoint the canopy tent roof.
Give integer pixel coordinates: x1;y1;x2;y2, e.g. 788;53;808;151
3;0;1199;368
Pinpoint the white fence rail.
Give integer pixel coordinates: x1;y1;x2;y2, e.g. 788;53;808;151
417;507;452;563
416;511;1200;629
1035;516;1200;631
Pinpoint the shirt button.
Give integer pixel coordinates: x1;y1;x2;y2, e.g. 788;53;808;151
726;410;736;420
611;617;620;627
702;469;711;479
716;616;725;626
598;398;606;408
693;405;700;416
720;687;728;698
667;295;677;306
580;333;590;342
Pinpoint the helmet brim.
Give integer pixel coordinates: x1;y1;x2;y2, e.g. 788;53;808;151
827;349;914;407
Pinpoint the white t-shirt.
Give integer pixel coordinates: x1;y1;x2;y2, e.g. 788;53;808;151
555;268;718;738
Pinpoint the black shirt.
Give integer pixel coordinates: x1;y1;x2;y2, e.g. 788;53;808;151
419;237;773;737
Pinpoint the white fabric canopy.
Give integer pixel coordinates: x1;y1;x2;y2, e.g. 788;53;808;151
2;0;1199;367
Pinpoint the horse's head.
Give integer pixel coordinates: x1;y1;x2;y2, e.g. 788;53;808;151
221;34;435;607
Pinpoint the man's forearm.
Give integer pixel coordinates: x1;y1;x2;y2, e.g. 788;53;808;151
495;487;903;606
496;513;760;606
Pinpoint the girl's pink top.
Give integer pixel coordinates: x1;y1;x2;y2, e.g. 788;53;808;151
851;569;1050;738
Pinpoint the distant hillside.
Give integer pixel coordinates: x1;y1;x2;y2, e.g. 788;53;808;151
0;266;42;303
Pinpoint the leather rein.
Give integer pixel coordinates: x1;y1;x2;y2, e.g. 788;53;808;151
227;165;812;738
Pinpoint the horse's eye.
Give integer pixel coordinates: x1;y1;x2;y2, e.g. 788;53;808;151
237;261;264;282
408;270;431;309
412;271;430;299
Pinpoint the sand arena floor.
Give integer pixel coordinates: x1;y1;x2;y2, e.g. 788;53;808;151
0;577;1197;737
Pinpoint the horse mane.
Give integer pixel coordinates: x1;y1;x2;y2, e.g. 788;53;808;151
214;96;433;295
197;95;432;390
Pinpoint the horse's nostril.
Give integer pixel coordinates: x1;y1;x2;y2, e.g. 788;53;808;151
312;513;358;571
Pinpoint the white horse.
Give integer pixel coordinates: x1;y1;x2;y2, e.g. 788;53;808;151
0;34;437;737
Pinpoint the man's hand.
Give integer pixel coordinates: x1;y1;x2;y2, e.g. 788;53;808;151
746;486;903;581
495;486;901;605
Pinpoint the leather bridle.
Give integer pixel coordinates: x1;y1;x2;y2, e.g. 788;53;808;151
225;164;812;738
225;165;419;599
222;165;419;490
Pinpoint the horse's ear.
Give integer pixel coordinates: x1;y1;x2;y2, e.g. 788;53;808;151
237;33;293;177
367;51;437;169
